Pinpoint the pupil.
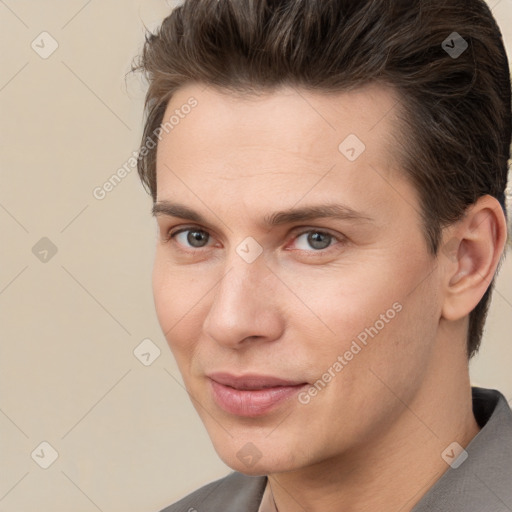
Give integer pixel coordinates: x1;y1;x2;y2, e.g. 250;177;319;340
188;230;207;247
309;232;330;249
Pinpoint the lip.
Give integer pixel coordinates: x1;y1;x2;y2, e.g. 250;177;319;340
207;372;308;417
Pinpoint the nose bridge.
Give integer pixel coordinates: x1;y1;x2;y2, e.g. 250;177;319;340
217;232;271;305
203;245;280;347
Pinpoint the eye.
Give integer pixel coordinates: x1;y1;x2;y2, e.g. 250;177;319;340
292;229;340;251
164;226;344;254
166;227;212;249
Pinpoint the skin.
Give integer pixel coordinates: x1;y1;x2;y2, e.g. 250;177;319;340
151;82;507;512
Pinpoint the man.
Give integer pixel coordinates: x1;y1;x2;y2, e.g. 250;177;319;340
132;0;512;510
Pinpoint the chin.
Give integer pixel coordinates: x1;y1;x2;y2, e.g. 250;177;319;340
213;440;302;476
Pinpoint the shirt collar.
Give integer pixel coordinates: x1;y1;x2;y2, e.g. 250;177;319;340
257;387;512;512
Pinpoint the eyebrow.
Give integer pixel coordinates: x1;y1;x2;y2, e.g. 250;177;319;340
152;200;374;227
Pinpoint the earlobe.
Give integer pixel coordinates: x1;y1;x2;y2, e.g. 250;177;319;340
441;196;507;322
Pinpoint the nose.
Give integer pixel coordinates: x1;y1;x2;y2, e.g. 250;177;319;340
202;251;284;349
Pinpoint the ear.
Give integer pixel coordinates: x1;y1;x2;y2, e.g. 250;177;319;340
440;195;508;322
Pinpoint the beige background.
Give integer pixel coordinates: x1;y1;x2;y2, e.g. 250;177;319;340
0;1;511;511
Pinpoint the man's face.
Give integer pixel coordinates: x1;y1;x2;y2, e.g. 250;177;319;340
152;83;442;474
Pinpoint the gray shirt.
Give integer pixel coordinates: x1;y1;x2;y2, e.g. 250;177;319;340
159;387;512;512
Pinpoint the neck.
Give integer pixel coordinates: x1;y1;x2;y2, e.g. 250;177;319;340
268;333;480;512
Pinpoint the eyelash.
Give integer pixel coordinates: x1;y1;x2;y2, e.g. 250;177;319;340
162;225;345;255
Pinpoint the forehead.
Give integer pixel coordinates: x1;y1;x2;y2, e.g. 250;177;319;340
158;82;401;162
154;82;414;225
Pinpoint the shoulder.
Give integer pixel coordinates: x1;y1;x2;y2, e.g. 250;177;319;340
157;471;267;512
413;387;512;512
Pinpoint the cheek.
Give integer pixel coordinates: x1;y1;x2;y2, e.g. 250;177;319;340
151;252;203;354
291;270;439;450
292;267;403;347
152;254;175;333
295;252;438;376
152;250;203;322
321;260;439;400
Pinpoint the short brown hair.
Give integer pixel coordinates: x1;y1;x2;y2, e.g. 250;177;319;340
132;0;511;359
